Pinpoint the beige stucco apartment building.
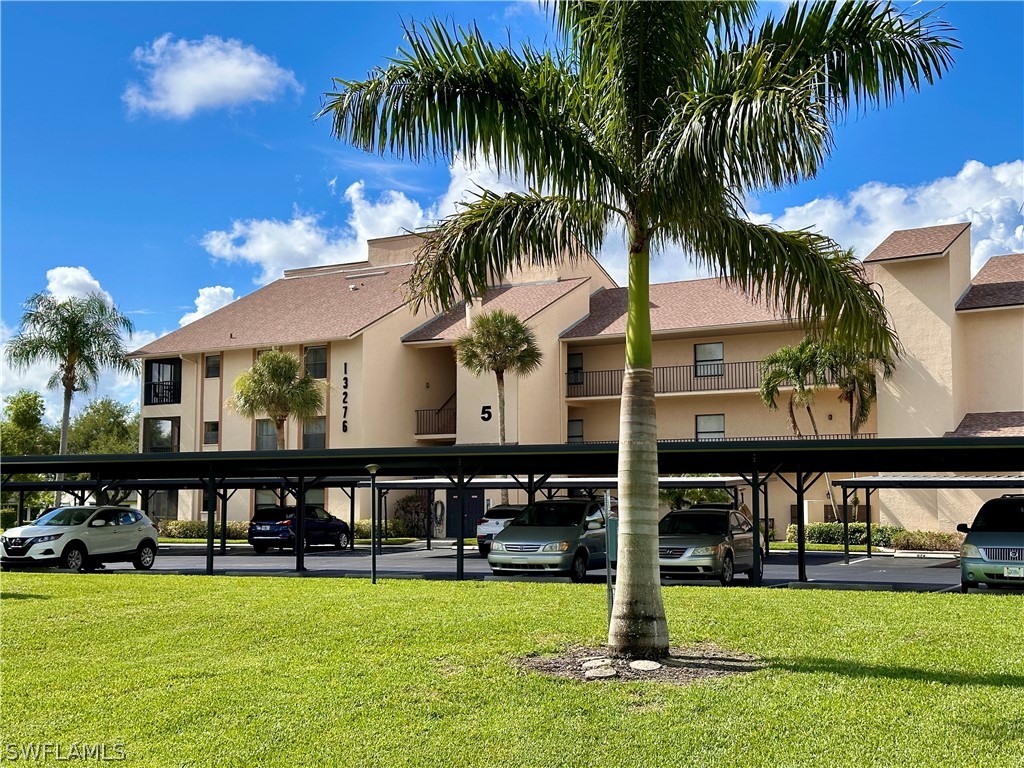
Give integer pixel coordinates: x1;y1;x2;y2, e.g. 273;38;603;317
131;223;1024;535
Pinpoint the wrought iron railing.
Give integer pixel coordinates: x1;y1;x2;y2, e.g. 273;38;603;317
566;361;836;398
144;380;181;405
415;408;457;436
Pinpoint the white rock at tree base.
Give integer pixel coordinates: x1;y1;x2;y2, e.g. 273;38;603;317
629;660;663;672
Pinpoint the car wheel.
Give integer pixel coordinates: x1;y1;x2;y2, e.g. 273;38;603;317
961;581;971;593
60;543;86;572
746;552;764;582
569;551;588;583
334;530;350;550
719;553;735;586
133;541;157;570
479;543;490;558
253;543;269;554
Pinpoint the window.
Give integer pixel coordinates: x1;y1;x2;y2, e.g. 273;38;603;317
695;414;725;441
144;358;181;405
255;489;281;509
303;416;326;450
304;345;327;379
694;342;724;377
143;417;179;452
149;489;178;522
567;353;584;386
256;419;277;451
205;355;221;378
203;421;219;445
567;419;584;444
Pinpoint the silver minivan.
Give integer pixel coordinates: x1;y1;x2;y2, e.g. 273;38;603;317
957;494;1024;592
487;498;607;582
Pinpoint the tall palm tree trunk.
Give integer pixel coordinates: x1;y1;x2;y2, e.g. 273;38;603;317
787;396;802;437
56;378;73;507
495;370;509;506
804;405;840;522
608;248;669;659
275;417;287;451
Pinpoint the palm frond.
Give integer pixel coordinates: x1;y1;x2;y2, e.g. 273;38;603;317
756;0;959;118
406;190;614;311
319;18;619;200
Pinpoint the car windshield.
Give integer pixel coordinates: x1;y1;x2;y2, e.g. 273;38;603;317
972;499;1024;533
32;507;95;527
659;512;729;536
512;503;585;527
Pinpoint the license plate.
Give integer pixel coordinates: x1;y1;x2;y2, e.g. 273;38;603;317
512;558;529;565
255;525;269;531
1004;566;1024;578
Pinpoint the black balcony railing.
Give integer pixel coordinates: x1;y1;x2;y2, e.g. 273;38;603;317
566;361;836;398
415;408;457;436
144;380;181;406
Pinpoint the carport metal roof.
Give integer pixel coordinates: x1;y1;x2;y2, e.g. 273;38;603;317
833;474;1024;489
370;475;749;490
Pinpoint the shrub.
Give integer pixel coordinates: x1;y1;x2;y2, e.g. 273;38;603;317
160;520;250;539
891;530;964;552
785;522;904;547
352;518;416;539
391;494;430;537
353;520;372;539
1;509;17;529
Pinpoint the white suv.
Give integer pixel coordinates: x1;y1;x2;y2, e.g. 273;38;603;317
1;506;159;572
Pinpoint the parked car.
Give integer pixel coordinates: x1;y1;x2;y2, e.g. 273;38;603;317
248;506;351;553
957;494;1024;593
488;498;608;582
657;507;762;585
476;504;527;557
0;506;158;572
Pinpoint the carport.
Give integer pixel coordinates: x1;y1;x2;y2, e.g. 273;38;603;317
3;436;1021;585
832;474;1024;563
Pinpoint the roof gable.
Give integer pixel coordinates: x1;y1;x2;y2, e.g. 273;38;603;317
864;222;970;263
956;253;1024;311
132;262;415;357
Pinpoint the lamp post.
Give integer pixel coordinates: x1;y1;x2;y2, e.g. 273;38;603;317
365;464;380;584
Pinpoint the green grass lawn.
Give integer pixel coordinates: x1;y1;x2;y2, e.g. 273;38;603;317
2;573;1021;767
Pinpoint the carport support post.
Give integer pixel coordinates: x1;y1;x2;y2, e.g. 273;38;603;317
295;477;307;573
219;491;228;556
842;486;851;565
349;486;356;551
751;461;762;587
366;465;379;584
865;489;873;557
796;470;808;582
205;473;216;576
17;491;25;526
456;459;465;581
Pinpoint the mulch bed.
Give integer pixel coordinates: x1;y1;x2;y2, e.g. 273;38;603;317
519;643;764;685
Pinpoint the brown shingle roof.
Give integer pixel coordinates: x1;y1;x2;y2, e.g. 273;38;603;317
956;253;1024;311
945;412;1024;438
402;278;590;342
561;278;790;339
131;262;415;357
864;222;970;263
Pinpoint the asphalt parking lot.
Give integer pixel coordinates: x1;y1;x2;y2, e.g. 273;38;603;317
30;541;979;593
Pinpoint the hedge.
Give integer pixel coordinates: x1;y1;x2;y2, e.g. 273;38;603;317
160;520;250;539
785;522;904;547
890;530;964;552
1;509;17;530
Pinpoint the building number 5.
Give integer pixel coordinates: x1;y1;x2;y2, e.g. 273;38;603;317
480;405;492;422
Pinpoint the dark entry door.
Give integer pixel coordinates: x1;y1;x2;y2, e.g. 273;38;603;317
446;489;484;540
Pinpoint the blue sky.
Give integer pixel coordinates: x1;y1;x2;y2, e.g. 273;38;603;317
2;1;1022;421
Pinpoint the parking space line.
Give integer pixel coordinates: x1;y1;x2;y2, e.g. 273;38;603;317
848;557;871;565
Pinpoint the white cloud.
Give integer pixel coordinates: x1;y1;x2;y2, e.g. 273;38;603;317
179;286;237;326
749;160;1024;274
123;33;302;119
45;266;113;303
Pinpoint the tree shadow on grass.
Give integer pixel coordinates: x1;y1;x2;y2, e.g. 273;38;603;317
0;593;51;601
775;657;1024;688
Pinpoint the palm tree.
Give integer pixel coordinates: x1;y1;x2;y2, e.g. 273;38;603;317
455;309;543;504
227;349;325;450
822;342;895;437
321;1;956;658
5;292;137;458
759;338;830;438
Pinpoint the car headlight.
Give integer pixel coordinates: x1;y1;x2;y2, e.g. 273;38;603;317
32;533;65;544
542;541;570;553
961;543;981;559
490;541;505;552
692;545;717;556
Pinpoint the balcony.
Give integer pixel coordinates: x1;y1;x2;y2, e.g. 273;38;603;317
566;361;835;399
415;408;457;437
144;380;181;406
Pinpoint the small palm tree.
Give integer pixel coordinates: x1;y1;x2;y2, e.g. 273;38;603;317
822;343;895;437
759;338;830;437
5;292;137;457
227;349;325;450
455;309;543;504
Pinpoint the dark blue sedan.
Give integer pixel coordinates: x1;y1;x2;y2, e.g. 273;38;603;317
248;506;351;553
